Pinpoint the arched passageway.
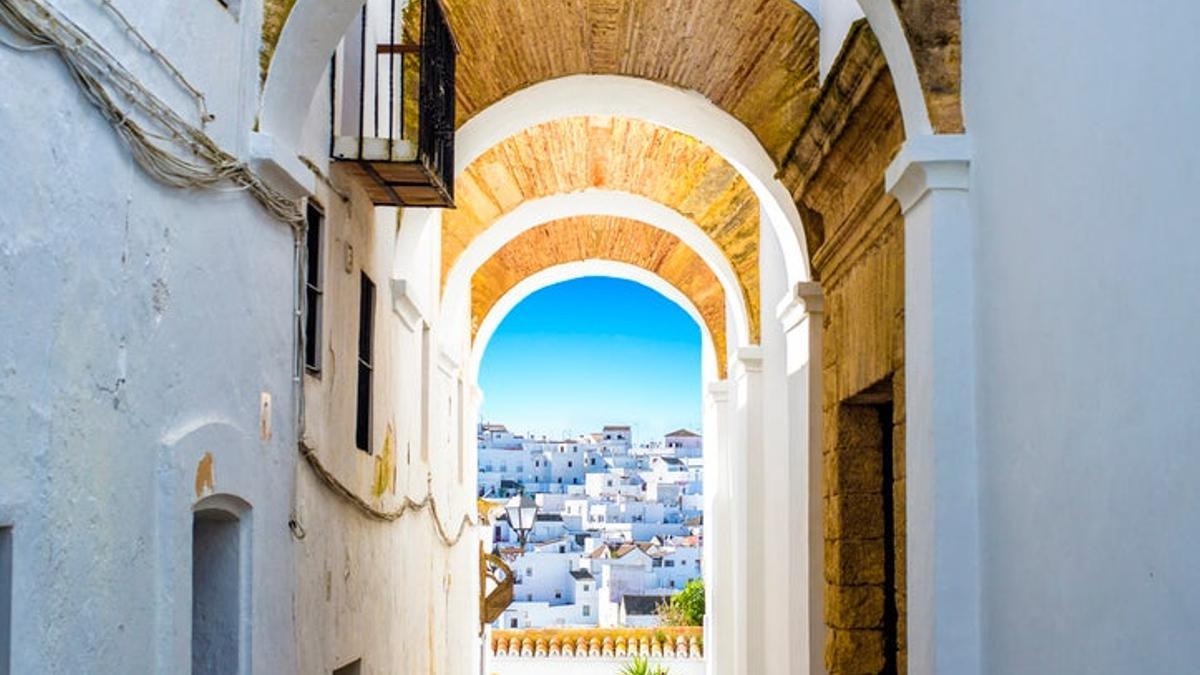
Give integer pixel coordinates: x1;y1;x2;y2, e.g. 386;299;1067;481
0;0;991;672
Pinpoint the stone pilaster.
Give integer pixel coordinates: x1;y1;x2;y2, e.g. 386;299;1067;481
703;380;734;675
886;133;979;675
777;281;826;674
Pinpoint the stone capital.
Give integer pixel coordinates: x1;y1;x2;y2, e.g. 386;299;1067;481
707;380;732;403
776;281;825;333
391;278;427;331
734;346;764;375
885;134;972;214
436;348;461;378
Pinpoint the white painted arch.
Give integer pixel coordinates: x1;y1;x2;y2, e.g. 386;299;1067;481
467;260;721;388
453;74;813;287
855;0;933;137
439;190;753;360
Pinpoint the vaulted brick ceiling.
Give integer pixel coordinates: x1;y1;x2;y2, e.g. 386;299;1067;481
443;0;821;162
264;0;962;136
472;216;728;375
446;115;761;342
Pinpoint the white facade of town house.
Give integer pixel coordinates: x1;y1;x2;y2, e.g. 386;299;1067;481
485;426;704;630
2;0;1200;673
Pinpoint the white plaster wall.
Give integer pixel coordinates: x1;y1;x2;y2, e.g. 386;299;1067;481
293;178;477;675
962;1;1200;671
0;2;296;672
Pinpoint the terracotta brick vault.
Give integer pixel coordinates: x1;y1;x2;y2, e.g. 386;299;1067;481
446;115;761;342
263;0;963;137
470;216;728;375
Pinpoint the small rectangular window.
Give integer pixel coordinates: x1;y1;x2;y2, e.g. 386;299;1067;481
355;273;375;453
0;527;10;675
303;203;324;373
333;659;361;675
582;605;590;617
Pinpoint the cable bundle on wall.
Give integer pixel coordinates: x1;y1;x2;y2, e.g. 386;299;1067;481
0;0;305;227
0;0;479;547
300;444;478;546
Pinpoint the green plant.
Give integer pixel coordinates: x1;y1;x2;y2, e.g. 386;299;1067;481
656;578;705;627
618;656;670;675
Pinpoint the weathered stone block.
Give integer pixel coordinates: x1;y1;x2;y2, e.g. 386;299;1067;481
834;406;883;449
825;537;886;585
825;628;886;674
892;478;906;539
826;493;886;540
826;584;885;629
825;444;885;496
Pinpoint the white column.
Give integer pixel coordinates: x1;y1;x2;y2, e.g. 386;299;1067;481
777;281;825;675
732;346;763;675
703;379;733;675
886;134;979;674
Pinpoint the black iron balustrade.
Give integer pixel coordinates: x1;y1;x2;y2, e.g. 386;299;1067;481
332;0;457;208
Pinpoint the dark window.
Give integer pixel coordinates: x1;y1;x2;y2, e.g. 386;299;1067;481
355;273;375;453
0;527;10;675
510;618;518;628
192;510;241;675
303;202;324;373
333;660;362;675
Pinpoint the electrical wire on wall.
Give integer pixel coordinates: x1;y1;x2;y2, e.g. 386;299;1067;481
0;0;478;547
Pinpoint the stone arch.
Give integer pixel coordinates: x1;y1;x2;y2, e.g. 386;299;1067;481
454;74;812;287
468;260;721;386
468;216;730;376
261;0;960;149
445;116;761;341
438;191;752;360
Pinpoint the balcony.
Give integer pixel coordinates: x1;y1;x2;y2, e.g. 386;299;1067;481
332;0;457;208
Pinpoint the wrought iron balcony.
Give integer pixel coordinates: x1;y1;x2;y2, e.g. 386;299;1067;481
332;0;457;208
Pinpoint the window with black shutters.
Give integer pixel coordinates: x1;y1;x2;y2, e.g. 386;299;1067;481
303;202;324;373
355;273;375;453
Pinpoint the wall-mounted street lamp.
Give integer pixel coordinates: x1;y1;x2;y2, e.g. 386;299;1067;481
504;494;539;549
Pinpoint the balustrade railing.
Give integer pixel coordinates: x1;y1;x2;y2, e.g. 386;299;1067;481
332;0;457;207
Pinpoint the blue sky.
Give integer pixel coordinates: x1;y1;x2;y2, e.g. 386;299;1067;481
478;277;702;443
